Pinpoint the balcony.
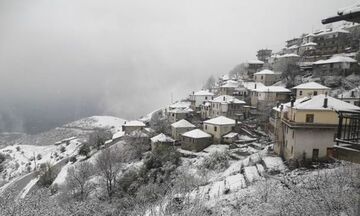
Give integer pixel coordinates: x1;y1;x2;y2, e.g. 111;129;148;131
333;111;360;163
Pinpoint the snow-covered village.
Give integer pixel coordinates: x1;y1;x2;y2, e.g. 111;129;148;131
0;1;360;216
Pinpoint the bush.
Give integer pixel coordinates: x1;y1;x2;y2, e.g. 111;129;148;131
78;144;91;157
38;163;58;187
60;146;66;153
0;153;6;164
16;146;21;152
200;151;229;171
69;156;77;163
37;154;42;160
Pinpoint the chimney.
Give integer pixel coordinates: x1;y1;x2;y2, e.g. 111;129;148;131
351;91;355;97
290;97;295;107
323;97;328;108
254;83;257;89
192;91;195;95
280;104;284;111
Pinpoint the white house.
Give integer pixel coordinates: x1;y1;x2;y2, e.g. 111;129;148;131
203;116;236;143
189;90;214;110
292;82;331;99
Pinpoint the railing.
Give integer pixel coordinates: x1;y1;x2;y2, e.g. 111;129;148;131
336;111;360;146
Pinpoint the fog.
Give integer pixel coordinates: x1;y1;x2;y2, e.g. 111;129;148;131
0;0;355;133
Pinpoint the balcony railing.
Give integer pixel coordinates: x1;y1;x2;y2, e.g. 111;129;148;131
336;111;360;145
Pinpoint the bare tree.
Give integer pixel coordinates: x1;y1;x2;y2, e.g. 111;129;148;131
95;148;122;200
202;75;216;90
122;133;150;162
65;161;95;201
88;129;112;150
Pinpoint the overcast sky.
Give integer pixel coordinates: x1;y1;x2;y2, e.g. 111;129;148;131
0;0;357;133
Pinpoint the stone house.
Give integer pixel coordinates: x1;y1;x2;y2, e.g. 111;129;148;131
171;119;196;141
180;129;212;152
208;95;246;120
203;116;236;143
122;120;146;134
150;133;175;151
251;86;291;111
254;69;282;86
313;55;358;77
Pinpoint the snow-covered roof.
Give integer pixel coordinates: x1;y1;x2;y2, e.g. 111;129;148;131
223;132;239;138
150;133;175;143
124;120;146;127
314;56;357;65
221;74;230;80
338;3;360;15
112;131;125;139
128;129;149;138
242;82;265;91
246;59;264;64
193;90;214;96
182;129;211;139
339;87;360;98
168;107;193;113
171;119;196;128
315;29;350;37
254;69;275;75
287;45;299;49
292;82;330;90
277;53;300;58
292;94;360;111
221;80;239;88
204;116;236;125
273;97;310;112
301;42;317;47
254;86;291;93
169;101;191;109
210;95;246;104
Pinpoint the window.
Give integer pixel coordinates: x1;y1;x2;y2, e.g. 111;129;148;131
214;126;217;132
205;125;208;130
205;96;207;100
261;75;264;80
291;146;293;154
306;114;314;123
299;90;303;96
313;91;318;96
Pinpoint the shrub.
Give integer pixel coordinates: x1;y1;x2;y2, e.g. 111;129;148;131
60;146;66;153
69;156;77;163
37;154;42;160
78;144;91;157
200;151;230;171
38;163;58;187
16;146;21;152
0;153;6;164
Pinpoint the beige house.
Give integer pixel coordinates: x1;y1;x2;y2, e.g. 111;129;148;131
150;133;175;151
171;119;196;141
203;116;236;143
273;94;360;162
254;69;281;86
122;120;146;134
252;86;291;111
181;129;212;152
292;82;330;99
208;95;246;120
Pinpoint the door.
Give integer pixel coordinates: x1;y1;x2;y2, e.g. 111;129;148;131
312;149;319;161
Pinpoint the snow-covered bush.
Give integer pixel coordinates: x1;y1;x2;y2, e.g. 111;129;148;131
78;144;91;157
60;146;66;153
200;151;230;171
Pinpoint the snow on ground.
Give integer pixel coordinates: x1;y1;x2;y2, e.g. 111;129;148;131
18;177;39;199
224;174;246;191
244;166;261;183
0;139;81;182
64;116;126;133
262;156;286;172
203;145;229;154
52;163;73;186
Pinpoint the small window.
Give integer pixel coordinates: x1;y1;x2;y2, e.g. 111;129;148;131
261;75;264;80
214;126;217;132
205;96;208;100
299;90;303;96
306;114;314;123
291;146;293;154
205;125;208;130
313;91;318;96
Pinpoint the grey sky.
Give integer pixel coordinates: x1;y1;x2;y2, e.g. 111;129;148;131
0;0;356;132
